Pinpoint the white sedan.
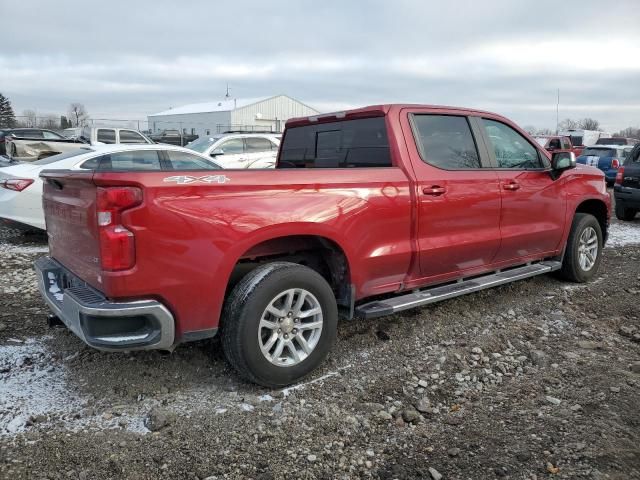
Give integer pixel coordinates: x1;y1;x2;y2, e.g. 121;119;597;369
0;144;221;231
185;133;280;168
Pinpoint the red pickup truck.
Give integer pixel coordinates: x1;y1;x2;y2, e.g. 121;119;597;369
533;135;584;157
36;105;611;387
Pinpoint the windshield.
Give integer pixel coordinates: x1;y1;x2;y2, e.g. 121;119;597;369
185;136;223;153
31;148;93;165
580;148;615;158
534;137;549;147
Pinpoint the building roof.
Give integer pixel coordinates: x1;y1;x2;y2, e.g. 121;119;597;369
148;96;273;117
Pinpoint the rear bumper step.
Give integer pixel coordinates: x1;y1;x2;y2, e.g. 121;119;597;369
34;256;175;351
356;261;562;319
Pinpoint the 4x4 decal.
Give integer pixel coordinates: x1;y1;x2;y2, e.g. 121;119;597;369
163;175;231;185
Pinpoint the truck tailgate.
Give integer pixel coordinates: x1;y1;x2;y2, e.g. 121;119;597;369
41;170;102;288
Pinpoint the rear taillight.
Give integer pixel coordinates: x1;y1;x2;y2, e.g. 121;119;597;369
96;186;142;271
615;166;625;185
611;158;620;169
1;178;34;192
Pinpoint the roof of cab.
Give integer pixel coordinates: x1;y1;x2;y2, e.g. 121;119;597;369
285;104;506;128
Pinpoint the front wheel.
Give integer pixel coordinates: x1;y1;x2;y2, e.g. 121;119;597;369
557;213;603;283
221;262;338;387
615;204;637;221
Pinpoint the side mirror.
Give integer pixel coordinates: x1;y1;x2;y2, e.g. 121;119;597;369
551;151;576;178
211;148;224;156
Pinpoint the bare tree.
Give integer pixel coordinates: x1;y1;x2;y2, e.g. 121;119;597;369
558;118;579;130
68;103;89;127
22;109;37;127
39;114;59;129
613;127;640;138
579;118;600;131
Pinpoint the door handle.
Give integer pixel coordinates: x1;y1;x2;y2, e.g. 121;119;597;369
422;186;446;196
502;181;520;191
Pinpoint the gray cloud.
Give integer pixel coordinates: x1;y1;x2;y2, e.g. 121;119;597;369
2;0;639;131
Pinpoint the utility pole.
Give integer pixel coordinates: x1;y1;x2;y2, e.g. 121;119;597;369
556;88;560;135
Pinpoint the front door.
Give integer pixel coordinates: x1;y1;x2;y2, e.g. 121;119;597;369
478;117;567;263
402;112;502;282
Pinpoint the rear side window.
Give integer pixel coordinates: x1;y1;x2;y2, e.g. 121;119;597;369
88;150;162;171
279;117;391;168
561;137;572;149
97;129;116;144
119;130;148;144
166;150;220;170
482;119;543;169
245;137;275;152
411;115;481;169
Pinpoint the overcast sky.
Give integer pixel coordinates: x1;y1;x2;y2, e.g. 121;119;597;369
2;0;639;131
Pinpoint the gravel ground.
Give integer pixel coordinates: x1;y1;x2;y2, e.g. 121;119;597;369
0;215;638;480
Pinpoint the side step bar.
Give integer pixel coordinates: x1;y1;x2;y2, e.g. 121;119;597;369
356;261;562;319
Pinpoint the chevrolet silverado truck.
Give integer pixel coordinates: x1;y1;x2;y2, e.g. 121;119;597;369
534;135;584;157
35;104;611;387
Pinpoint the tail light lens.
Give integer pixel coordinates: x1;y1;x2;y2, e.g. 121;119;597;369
611;158;620;169
96;186;142;271
1;178;34;192
615;166;625;185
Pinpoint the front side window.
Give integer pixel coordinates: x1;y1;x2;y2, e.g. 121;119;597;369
97;129;116;144
482;119;543;169
245;137;274;152
42;130;64;140
119;130;148;144
279;117;391;168
218;138;244;155
166;150;220;170
411;115;481;169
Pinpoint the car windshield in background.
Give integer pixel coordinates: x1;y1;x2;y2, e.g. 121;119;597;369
534;137;549;147
580;148;615;158
185;136;223;153
31;148;94;165
569;136;583;146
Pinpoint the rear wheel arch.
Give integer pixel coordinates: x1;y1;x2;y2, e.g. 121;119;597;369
224;234;354;314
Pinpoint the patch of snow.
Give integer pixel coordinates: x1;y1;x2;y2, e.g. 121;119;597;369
0;244;48;255
258;394;274;402
606;222;640;248
281;365;352;397
0;339;85;435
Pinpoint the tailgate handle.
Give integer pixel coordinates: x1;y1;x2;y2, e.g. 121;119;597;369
47;179;64;190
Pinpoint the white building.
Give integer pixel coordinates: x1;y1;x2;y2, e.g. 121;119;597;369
147;94;319;136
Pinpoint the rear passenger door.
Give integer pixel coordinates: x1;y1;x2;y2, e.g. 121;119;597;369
403;112;502;281
477;118;566;262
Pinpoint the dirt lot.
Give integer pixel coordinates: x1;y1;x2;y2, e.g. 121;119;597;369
0;216;638;480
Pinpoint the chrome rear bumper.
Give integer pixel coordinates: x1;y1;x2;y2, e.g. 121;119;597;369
34;256;175;351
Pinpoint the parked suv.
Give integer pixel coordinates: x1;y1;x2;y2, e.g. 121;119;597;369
577;145;634;186
614;144;640;220
186;133;280;168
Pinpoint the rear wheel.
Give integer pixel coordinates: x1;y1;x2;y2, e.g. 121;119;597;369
615;204;637;221
558;213;603;283
221;262;338;387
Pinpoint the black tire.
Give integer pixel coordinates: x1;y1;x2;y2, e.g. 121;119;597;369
557;213;603;283
615;204;637;221
221;262;338;387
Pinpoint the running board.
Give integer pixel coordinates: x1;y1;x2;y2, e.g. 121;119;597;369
356;261;562;319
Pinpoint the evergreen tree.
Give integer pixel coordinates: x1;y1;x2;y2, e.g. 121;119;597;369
0;93;16;128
